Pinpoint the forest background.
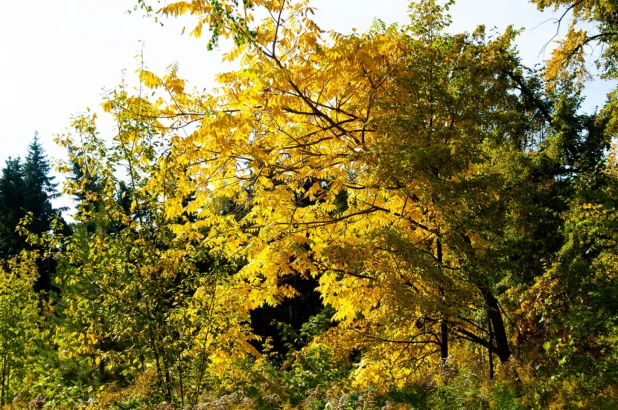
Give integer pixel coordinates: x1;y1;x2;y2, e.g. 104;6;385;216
0;0;618;409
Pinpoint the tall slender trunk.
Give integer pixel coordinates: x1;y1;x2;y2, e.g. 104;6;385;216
487;310;495;379
440;317;448;360
437;239;448;361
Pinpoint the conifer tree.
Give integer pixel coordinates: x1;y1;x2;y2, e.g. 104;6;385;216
23;133;59;237
18;133;68;291
0;158;26;259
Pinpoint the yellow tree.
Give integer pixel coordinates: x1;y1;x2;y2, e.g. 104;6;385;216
128;0;565;388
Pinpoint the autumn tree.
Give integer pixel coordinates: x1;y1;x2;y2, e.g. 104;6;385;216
124;0;599;389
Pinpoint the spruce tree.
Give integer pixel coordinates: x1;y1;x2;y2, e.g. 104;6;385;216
23;133;58;237
19;133;66;292
0;157;26;259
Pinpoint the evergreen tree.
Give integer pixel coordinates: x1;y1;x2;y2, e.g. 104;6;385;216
0;158;25;259
0;133;70;293
23;133;59;237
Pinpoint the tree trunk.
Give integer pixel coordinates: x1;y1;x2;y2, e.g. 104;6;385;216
488;310;495;379
437;239;448;361
440;319;449;360
480;286;511;364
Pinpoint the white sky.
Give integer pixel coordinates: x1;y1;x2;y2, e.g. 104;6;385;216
0;0;610;210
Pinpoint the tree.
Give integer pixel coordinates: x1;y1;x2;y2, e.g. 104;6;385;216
0;158;26;260
23;133;59;237
0;135;65;292
130;0;595;388
21;134;66;292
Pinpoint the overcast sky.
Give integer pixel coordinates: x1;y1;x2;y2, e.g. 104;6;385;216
0;0;610;210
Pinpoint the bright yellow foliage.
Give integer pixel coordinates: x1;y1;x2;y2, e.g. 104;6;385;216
119;0;540;388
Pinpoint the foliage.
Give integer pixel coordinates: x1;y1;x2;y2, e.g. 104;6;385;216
0;252;41;407
47;82;258;408
532;0;618;83
133;0;259;49
1;0;618;408
132;0;561;387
